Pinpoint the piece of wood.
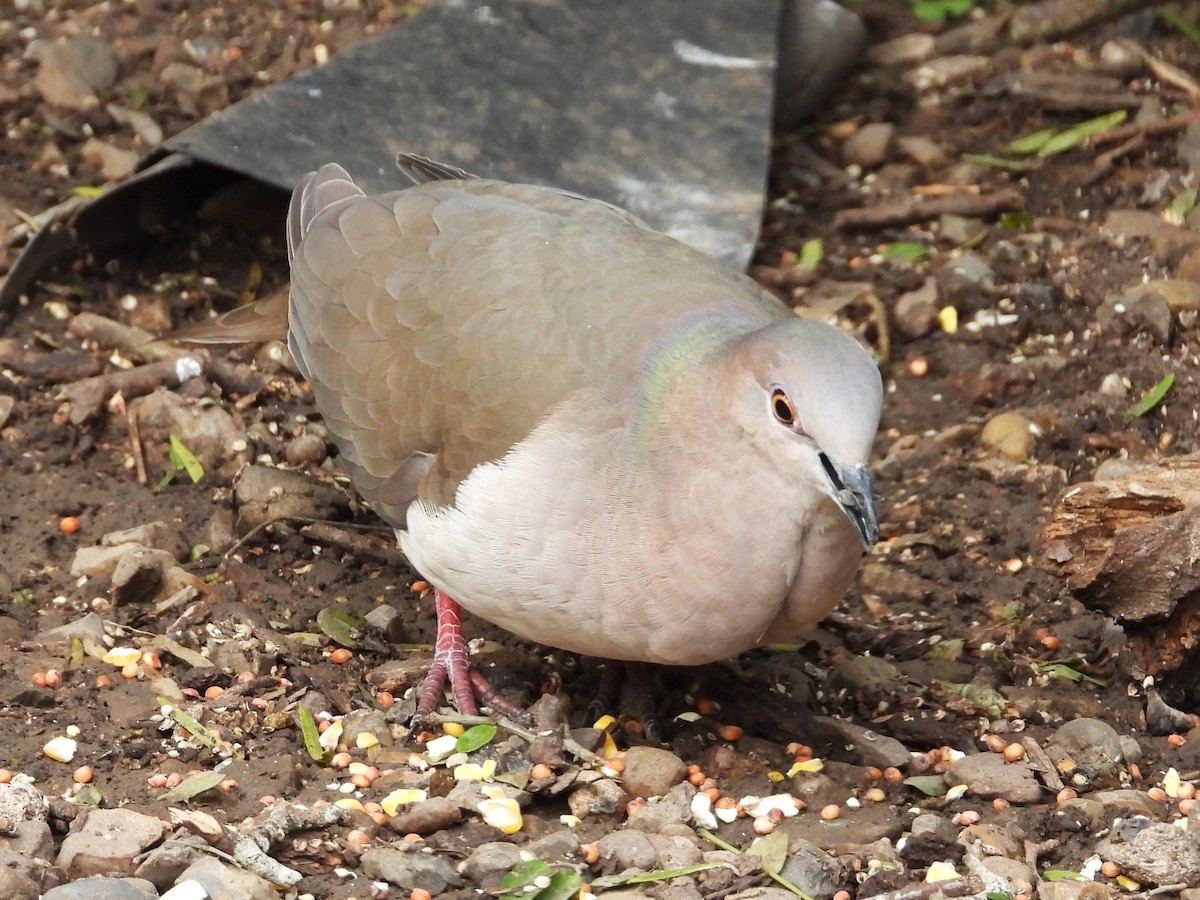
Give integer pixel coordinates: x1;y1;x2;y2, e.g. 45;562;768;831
1041;452;1200;674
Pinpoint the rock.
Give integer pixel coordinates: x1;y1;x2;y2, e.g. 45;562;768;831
284;432;328;466
567;778;628;818
943;753;1041;804
385;796;461;835
57;808;165;879
0;781;49;825
621;746;687;798
1047;718;1125;784
460;842;523;888
42;877;158;899
646;833;703;869
106;103;164;147
897;136;946;168
0;866;40;900
1097;290;1171;344
1103;209;1200;260
778;838;839;899
981;412;1035;461
867;33;935;66
597;830;658;871
1098;821;1200;884
32;37;119;109
976;856;1035;891
827;655;904;707
130;388;251;478
80;138;139;181
894;277;940;338
133;834;210;888
626;782;695;832
233;464;350;533
842;122;895;168
174;857;276;900
524;830;580;863
937;252;995;306
911;813;958;842
5;818;55;860
819;719;911;770
101;521;187;558
1088;789;1168;820
361;846;462;893
957;822;1024;858
0;847;61;895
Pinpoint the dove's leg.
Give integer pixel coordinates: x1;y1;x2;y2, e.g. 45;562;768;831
414;589;525;719
583;660;663;741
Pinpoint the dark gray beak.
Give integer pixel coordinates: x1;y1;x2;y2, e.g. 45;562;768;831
818;454;879;550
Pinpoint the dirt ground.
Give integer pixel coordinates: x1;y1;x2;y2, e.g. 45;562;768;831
4;1;1200;898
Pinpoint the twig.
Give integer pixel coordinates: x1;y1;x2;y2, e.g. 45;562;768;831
855;878;978;900
59;355;208;424
1090;110;1200;148
127;408;148;485
1020;735;1065;792
1085;134;1147;185
833;189;1023;231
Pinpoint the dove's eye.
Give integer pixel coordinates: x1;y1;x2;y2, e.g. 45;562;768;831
771;387;798;427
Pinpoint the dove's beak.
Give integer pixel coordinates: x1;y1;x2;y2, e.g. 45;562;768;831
819;455;879;550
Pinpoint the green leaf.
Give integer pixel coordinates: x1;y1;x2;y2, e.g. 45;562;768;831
1123;373;1175;424
987;893;1015;900
999;211;1035;230
882;242;929;263
1037;110;1128;158
1044;870;1084;882
160;770;225;802
904;775;949;796
316;606;387;652
456;723;497;753
1038;659;1105;687
1008;127;1058;155
1169;187;1198;221
924;638;964;661
167;434;205;483
798;238;823;269
497;859;582;899
749;830;789;875
297;706;329;762
158;699;222;751
961;153;1033;172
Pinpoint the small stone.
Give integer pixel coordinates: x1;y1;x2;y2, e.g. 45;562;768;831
1097;290;1171;344
937;252;995;305
0;782;49;825
778;838;839;899
621;746;688;798
897;136;946;168
131;388;252;479
0;866;40;900
284;432;328;466
460;842;523;888
905;55;990;91
32;37;119;109
57;808;166;879
567;778;628;818
626;782;695;832
385;796;461;835
1047;718;1124;785
841;122;895;168
80;138;139;181
1098;821;1200;884
361;847;462;894
867;33;935;66
597;830;658;871
233;463;350;533
1038;881;1112;900
943;753;1041;804
174;857;277;900
894;278;939;338
42;877;158;899
980;413;1035;462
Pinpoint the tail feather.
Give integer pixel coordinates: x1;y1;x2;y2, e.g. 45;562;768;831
165;285;290;344
396;153;477;185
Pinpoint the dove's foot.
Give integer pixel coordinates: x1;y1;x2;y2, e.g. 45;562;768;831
413;588;527;720
583;660;662;742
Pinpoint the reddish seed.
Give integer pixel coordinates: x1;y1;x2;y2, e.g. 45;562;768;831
704;787;720;803
866;766;883;780
699;777;717;792
375;691;395;710
820;804;841;821
907;357;929;377
0;770;14;784
1148;786;1168;802
411;580;429;593
204;686;224;700
688;771;706;786
834;892;852;900
582;841;600;865
95;675;113;688
44;669;62;689
1041;635;1061;651
32;673;47;688
623;720;644;735
165;773;183;789
1100;861;1121;878
72;766;93;784
531;763;553;780
606;757;625;774
626;798;647;817
719;725;743;742
985;734;1008;753
410;889;433;900
882;767;903;784
331;752;352;769
1056;788;1077;804
993;797;1010;811
696;697;716;716
330;648;353;664
1168;734;1187;747
1181;797;1197;816
219;779;238;794
864;787;886;803
59;516;81;534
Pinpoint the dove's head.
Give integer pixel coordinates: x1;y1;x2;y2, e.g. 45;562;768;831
728;317;883;548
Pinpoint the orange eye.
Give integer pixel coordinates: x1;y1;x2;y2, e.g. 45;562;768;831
771;388;795;426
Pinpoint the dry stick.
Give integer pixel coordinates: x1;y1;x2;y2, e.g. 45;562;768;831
1011;0;1161;46
1019;734;1066;793
1090;110;1200;148
127;408;148;485
833;189;1024;231
59;355;208;424
1084;134;1147;185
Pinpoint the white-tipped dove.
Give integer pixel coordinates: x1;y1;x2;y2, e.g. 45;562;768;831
194;156;883;719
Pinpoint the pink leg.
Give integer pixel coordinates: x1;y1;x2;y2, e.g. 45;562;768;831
414;589;525;720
